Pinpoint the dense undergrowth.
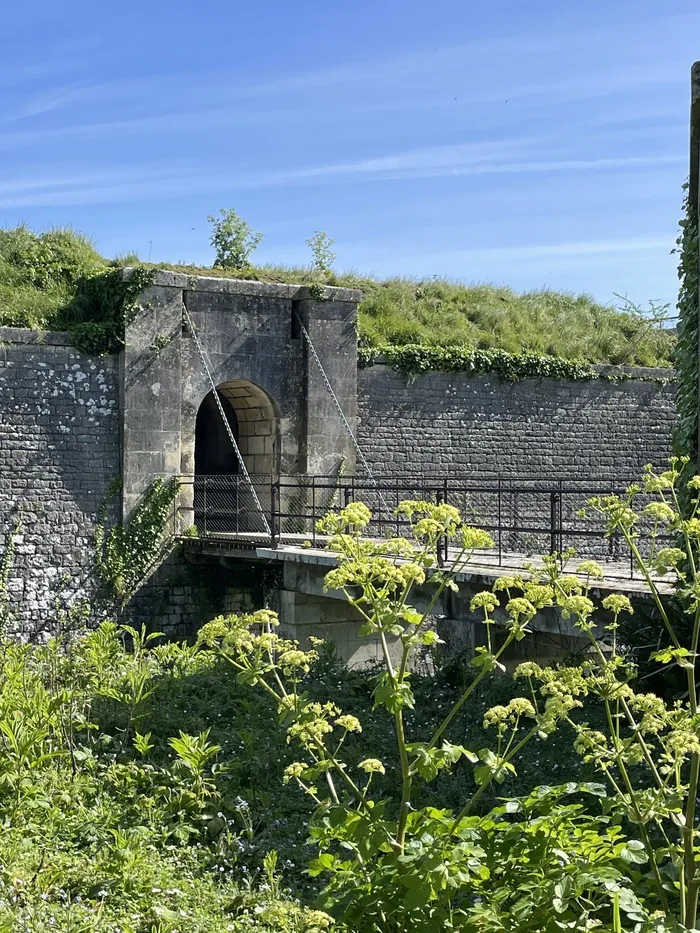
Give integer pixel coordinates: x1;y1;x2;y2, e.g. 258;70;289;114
3;460;700;929
0;225;675;367
0;616;600;932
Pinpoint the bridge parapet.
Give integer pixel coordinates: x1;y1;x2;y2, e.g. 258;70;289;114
185;537;668;669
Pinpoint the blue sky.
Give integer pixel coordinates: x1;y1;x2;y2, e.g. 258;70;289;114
1;0;697;309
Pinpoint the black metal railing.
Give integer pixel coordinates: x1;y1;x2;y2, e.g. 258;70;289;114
177;473;667;577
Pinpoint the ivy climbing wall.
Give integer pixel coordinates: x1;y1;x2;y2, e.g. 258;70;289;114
675;63;700;468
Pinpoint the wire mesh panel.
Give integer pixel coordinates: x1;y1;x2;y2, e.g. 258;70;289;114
193;475;272;537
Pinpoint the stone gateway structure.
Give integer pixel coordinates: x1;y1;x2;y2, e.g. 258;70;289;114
122;273;360;519
0;270;678;648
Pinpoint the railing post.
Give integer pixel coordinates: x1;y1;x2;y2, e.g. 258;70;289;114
549;489;560;556
234;475;240;535
395;482;400;539
558;479;564;555
203;476;208;537
271;478;280;548
312;475;317;547
442;477;449;565
436;482;446;567
498;478;503;566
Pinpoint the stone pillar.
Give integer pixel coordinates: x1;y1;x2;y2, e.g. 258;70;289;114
122;280;184;520
120;272;362;531
296;286;360;476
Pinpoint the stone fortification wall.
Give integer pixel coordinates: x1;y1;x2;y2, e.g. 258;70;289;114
357;364;677;557
0;298;681;639
0;327;120;636
357;364;676;481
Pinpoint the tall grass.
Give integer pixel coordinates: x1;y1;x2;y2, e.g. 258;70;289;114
0;227;676;366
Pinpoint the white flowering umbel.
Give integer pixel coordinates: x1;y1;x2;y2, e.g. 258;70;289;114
202;477;700;930
207;498;555;874
516;456;700;929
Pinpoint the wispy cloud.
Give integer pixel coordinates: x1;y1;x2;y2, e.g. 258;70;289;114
425;236;673;266
3;10;693;131
0;145;683;210
311;152;683;184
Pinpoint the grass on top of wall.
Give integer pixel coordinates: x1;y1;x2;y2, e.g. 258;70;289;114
0;225;676;367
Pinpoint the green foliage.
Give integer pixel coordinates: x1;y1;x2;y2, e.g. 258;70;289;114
306;232;336;277
209;496;694;931
0;225;104;329
356;277;675;367
0;623;336;932
95;477;180;608
0;224;103;291
359;342;600;382
0;226;157;354
673;184;699;466
62;265;157;354
5;503;699;930
208;209;264;269
209;466;700;931
309;783;650;932
0;222;677;370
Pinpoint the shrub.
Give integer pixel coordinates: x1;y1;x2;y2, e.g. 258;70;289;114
306;231;336;277
0;620;337;932
0;225;105;329
208;209;264;269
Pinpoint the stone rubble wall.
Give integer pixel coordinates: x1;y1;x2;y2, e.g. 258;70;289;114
0;328;120;636
357;364;677;482
356;365;678;558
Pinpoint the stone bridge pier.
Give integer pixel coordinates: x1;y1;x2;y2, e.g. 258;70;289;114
189;541;625;670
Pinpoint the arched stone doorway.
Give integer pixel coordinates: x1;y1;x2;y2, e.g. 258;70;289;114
195;390;240;476
193;380;279;534
214;380;278;477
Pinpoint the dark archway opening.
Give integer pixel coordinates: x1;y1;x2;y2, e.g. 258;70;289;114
192;381;279;536
195;390;239;476
194;391;240;533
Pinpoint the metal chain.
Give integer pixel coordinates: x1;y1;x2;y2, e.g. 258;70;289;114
294;309;392;518
183;302;272;536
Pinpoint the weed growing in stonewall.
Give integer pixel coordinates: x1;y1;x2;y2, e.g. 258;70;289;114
306;231;336;277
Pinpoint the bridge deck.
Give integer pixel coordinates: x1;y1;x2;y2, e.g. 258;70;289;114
187;533;672;597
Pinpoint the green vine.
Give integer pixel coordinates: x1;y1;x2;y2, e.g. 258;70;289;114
95;476;180;609
0;518;21;637
64;267;157;355
359;343;676;383
321;457;347;520
673;183;700;468
359;344;599;381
